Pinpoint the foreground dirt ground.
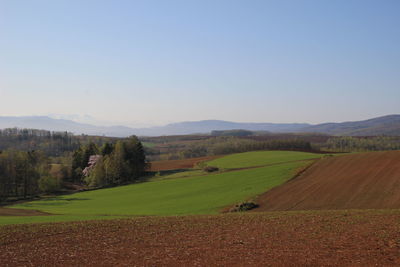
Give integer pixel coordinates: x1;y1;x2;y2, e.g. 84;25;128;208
1;210;400;266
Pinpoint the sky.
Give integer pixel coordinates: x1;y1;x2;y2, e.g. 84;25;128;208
0;0;399;127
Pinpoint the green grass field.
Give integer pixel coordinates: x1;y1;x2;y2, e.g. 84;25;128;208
142;142;156;148
206;150;323;169
1;151;323;225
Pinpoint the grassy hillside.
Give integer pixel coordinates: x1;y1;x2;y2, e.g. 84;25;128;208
1;151;323;225
206;151;322;169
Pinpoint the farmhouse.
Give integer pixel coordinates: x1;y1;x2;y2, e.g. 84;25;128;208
82;155;102;176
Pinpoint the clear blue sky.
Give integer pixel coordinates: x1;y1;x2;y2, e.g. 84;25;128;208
1;0;399;127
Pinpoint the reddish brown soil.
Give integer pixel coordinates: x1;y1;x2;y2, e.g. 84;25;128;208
1;210;400;266
255;151;400;211
149;155;221;171
0;208;49;216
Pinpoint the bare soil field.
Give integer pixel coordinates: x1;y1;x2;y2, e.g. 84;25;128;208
256;151;400;211
1;210;400;266
149;155;220;171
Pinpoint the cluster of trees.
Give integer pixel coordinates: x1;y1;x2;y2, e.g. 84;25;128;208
0;128;77;156
72;136;147;188
324;136;400;152
0;131;148;202
0;150;61;201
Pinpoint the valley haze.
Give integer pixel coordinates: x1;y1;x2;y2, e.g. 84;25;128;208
0;114;400;137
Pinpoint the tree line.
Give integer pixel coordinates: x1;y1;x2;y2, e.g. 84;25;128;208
153;136;314;160
0;128;116;156
323;136;400;152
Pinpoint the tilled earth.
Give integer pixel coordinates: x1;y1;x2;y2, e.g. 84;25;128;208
1;210;400;266
256;151;400;211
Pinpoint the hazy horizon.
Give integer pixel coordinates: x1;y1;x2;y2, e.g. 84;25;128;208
1;113;399;129
1;0;399;126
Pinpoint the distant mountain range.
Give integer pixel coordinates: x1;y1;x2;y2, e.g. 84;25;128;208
302;115;400;136
0;115;399;137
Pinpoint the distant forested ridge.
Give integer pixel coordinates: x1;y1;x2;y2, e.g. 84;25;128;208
301;114;400;136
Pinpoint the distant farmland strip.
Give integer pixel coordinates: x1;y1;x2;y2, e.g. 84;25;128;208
206;150;323;169
149;156;220;171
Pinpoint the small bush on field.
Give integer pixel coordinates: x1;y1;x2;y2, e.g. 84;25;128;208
38;176;61;193
203;166;219;172
229;201;259;212
196;162;206;168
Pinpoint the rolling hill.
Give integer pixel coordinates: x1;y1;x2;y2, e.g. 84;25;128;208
301;114;400;136
1;151;323;225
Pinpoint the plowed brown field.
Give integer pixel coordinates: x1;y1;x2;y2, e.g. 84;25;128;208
149;155;220;171
1;211;400;266
255;151;400;211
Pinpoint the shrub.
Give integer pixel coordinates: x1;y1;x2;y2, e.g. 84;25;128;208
203;166;219;173
229;201;259;212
